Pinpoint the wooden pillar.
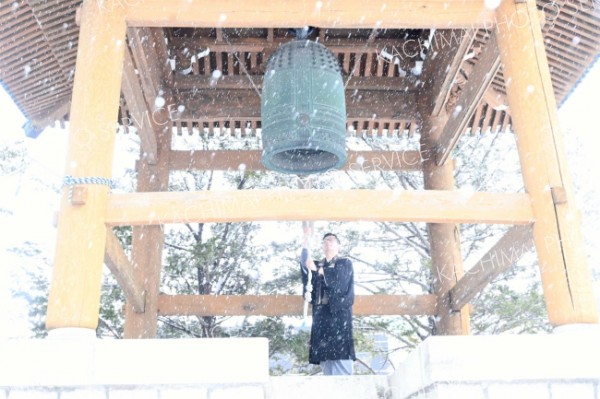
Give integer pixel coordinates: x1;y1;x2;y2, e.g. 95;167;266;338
421;113;471;335
123;109;171;338
496;0;598;325
46;1;126;331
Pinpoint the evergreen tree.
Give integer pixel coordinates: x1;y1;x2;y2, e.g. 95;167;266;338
10;130;555;374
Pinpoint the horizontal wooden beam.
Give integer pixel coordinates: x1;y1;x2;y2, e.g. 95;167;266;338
449;225;535;311
157;294;437;316
105;189;534;226
173;75;415;92
169;150;422;172
104;231;145;313
436;32;502;165
124;0;497;29
168;36;423;54
176;89;419;120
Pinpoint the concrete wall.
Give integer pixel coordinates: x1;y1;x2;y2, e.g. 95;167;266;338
389;329;600;399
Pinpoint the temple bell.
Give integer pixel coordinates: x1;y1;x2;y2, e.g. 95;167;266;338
261;37;347;175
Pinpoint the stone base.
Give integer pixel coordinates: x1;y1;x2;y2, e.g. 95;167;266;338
2;332;599;399
0;338;269;387
388;332;600;399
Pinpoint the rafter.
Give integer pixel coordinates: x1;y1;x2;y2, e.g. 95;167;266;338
435;32;501;165
420;29;476;117
127;27;162;106
121;44;157;164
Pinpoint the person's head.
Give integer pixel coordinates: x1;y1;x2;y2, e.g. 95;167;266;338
322;232;340;259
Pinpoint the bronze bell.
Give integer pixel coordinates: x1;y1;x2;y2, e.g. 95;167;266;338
261;38;347;175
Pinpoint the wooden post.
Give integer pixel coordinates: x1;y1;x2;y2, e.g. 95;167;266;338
421;112;470;335
46;0;126;331
496;0;598;325
123;109;171;338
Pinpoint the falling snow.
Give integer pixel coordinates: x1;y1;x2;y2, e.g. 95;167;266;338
154;96;166;108
453;105;463;116
484;0;502;10
1;11;599;382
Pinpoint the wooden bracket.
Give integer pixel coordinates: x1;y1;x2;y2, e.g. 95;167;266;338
70;186;88;205
551;187;568;205
104;231;146;313
448;225;535;311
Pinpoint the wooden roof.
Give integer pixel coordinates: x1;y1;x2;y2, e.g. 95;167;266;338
1;0;599;139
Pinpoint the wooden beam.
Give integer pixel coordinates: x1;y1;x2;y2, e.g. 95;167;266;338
46;0;126;331
146;28;174;87
121;45;158;164
104;230;145;313
421;112;469;335
420;29;476;117
124;0;497;29
177;89;419;120
484;86;508;111
124;115;172;338
436;32;501;165
173;75;415;92
105;190;534;226
496;0;598;325
157;294;437;316
169;150;422;172
127;27;162;105
168;36;423;54
449;225;534;311
30;100;71;132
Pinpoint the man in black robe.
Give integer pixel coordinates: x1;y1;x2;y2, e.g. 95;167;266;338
300;228;356;375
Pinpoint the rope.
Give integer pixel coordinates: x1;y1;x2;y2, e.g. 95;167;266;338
62;175;115;202
303;268;313;319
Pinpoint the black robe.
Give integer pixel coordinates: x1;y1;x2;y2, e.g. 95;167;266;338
301;253;356;365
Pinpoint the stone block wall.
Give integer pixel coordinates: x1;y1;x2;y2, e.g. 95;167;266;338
389;330;600;399
2;331;599;399
0;337;270;399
